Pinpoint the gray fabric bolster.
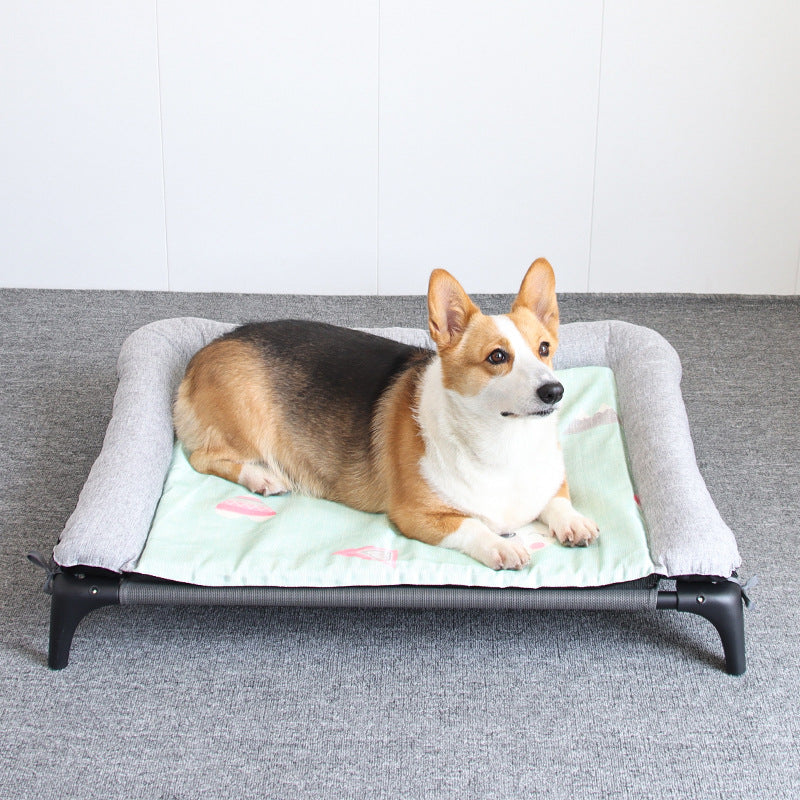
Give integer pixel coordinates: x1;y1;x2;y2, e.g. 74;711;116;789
556;321;740;578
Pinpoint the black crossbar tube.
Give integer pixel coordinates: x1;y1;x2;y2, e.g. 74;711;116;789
119;581;659;612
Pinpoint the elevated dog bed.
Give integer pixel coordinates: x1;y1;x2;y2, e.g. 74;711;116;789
36;318;748;673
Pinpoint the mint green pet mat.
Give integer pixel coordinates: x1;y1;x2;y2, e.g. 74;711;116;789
134;367;656;589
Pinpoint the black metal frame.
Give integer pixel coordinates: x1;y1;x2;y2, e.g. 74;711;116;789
44;571;746;675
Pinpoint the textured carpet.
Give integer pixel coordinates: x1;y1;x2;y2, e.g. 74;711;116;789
1;288;798;799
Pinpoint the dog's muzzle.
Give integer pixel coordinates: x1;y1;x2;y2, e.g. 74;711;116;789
500;380;564;418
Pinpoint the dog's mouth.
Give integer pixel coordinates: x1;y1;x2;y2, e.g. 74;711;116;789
500;408;556;418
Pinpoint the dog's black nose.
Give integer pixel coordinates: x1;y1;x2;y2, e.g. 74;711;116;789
537;381;564;405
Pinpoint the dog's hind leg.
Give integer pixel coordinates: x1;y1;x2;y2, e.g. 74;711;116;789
238;462;290;495
188;447;290;496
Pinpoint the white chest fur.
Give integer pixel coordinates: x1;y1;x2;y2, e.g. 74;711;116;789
416;359;565;533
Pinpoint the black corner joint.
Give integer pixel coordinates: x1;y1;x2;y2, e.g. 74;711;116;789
658;578;746;676
48;572;121;670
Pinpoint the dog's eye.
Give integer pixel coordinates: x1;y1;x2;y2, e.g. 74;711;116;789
538;342;550;358
487;349;509;365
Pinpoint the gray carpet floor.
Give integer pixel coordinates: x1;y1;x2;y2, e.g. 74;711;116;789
1;288;799;799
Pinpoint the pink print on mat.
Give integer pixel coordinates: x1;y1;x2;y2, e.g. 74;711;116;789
334;546;399;568
215;496;276;520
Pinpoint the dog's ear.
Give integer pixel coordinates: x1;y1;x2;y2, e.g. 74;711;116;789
512;258;559;331
428;269;479;348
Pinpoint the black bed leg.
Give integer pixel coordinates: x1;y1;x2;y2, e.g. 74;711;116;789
658;579;746;675
49;573;120;670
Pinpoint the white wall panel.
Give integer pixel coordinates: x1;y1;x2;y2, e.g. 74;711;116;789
2;2;797;294
590;2;800;293
378;1;603;295
0;2;167;289
158;1;379;294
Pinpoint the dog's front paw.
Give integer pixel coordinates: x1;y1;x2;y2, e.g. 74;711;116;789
481;534;532;570
551;513;599;547
540;498;599;547
441;520;531;570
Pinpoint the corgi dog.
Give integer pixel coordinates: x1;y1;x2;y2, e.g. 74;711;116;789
173;258;598;570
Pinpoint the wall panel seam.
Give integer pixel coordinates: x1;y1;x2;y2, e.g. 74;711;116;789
154;0;171;291
586;0;605;293
376;0;382;295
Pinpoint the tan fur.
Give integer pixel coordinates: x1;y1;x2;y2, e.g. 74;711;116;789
439;315;515;396
554;478;571;501
174;339;292;492
375;366;471;545
427;268;479;349
175;338;392;510
512;257;560;332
